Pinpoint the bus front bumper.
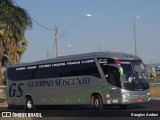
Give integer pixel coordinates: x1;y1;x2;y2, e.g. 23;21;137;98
121;90;150;104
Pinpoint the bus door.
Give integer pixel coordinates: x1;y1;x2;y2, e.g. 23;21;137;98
100;64;121;104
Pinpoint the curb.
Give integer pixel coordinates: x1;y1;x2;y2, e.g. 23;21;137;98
150;83;160;85
0;103;8;107
150;97;160;100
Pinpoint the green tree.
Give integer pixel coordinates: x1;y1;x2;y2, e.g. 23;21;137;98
0;0;32;85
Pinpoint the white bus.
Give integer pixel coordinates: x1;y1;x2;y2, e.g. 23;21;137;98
7;52;150;110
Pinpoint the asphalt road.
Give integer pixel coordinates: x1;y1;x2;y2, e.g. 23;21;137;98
0;100;160;118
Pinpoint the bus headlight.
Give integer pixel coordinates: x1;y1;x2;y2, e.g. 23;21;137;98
147;92;150;96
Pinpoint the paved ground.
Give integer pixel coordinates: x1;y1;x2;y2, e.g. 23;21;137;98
0;86;160;119
0;100;160;120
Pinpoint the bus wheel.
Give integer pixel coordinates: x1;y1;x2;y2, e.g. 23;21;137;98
92;95;103;110
25;97;35;110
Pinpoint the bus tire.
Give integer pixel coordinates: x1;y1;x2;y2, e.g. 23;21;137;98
8;105;14;110
92;95;103;110
25;97;35;110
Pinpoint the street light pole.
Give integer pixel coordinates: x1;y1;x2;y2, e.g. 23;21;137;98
58;13;92;40
54;13;92;58
99;41;103;52
54;25;58;58
58;44;72;56
133;16;140;56
133;18;137;56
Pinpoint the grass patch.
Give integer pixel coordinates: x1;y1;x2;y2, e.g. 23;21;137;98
150;85;160;98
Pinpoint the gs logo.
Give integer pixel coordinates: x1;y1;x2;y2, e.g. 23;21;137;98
9;83;24;97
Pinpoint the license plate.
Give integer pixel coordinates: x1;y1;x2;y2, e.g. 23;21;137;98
137;98;142;102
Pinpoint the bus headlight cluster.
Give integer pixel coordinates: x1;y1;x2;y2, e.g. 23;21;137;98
147;92;150;96
122;92;130;97
123;99;129;103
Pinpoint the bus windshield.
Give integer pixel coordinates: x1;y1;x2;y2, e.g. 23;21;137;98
120;60;149;91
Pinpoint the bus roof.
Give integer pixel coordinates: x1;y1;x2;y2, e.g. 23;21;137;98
8;51;141;68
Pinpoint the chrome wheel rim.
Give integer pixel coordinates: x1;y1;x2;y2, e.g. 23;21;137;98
94;98;99;108
27;100;32;109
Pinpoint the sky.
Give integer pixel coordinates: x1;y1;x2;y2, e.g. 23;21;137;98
14;0;160;64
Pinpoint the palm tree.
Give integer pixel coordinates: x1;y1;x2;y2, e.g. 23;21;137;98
6;35;28;65
0;24;5;85
0;0;32;85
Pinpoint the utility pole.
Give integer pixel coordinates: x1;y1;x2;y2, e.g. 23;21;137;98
47;49;49;59
54;25;58;58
